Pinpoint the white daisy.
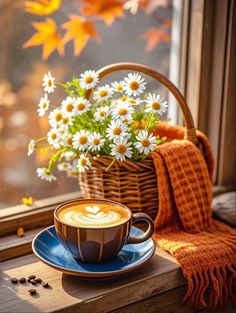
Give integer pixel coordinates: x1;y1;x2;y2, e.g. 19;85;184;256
37;167;56;182
135;130;157;155
42;71;56;94
61;97;75;116
127;97;143;106
57;162;73;172
48;109;63;127
58;115;73;130
88;132;105;152
77;154;91;173
72;130;90;151
73;97;91;115
106;119;128;141
79;70;99;90
145;93;168;115
110;137;133;161
27;139;36;156
94;84;113;102
37;94;50;117
94;106;110;121
112;100;134;122
111;81;124;93
63;150;76;161
47;128;61;149
62;132;73;147
123;73;146;97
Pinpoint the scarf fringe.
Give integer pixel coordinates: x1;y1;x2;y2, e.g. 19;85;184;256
182;262;236;309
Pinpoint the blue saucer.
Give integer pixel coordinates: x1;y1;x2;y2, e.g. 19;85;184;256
32;226;156;278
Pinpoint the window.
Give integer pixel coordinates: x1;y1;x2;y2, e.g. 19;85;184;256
0;0;175;209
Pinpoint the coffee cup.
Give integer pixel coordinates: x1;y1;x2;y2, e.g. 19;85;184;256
54;198;154;264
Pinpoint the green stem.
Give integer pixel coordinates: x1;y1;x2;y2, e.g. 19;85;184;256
145;112;154;131
106;157;116;171
35;137;47;144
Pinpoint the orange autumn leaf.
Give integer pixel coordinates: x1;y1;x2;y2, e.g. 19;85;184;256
22;18;64;60
141;28;170;52
81;0;124;26
25;0;62;16
62;15;100;56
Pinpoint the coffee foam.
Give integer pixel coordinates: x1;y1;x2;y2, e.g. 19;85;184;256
58;202;130;228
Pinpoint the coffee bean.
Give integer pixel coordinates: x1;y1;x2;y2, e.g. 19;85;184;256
28;275;36;280
28;289;37;295
19;277;26;283
30;279;37;285
10;278;18;284
42;282;49;288
27;278;31;283
35;278;42;283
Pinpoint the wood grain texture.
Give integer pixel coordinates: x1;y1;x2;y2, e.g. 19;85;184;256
0;249;185;313
0;228;45;261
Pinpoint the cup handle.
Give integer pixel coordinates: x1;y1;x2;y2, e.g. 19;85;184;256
126;213;155;244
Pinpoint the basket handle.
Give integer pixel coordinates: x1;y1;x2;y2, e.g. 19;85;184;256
86;62;197;144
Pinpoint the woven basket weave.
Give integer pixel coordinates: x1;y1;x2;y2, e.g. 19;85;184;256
79;62;197;220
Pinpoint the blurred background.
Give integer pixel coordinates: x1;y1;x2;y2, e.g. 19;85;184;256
0;0;177;208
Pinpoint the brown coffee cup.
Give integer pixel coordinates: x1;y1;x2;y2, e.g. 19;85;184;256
54;199;154;264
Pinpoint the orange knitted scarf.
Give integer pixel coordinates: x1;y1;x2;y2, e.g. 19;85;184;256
151;123;236;309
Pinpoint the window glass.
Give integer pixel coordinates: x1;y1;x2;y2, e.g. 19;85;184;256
0;0;173;208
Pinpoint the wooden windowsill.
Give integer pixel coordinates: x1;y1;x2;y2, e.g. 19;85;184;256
1;249;234;313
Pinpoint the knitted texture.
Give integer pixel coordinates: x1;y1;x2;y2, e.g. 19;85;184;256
151;123;236;309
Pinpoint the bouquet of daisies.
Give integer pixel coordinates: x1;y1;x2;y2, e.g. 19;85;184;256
28;70;168;182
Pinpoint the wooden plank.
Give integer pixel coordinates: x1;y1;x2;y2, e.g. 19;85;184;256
0;192;82;237
111;285;190;313
0;250;185;313
0;228;45;261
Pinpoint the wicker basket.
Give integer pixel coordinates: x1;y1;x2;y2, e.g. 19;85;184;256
79;62;197;220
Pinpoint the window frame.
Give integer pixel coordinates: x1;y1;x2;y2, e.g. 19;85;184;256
1;0;235;261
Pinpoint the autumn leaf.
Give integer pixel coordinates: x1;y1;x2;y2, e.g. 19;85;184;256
21;197;34;206
22;18;64;60
81;0;124;26
140;0;169;14
62;15;100;56
141;28;170;52
25;0;62;16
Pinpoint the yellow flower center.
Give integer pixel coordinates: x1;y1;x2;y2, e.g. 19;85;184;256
93;138;100;145
62;117;69;124
51;133;57;140
66;104;73;112
117;85;123;91
128;99;136;104
77;103;85;110
151;102;161;110
85;76;93;83
80;158;87;166
42;102;47;109
118;108;128;116
79;136;87;145
99;111;106;117
55;113;62;121
130;81;139;90
67;137;72;145
113;127;122;135
116;144;127;154
141;139;150;147
99;90;108;97
48;80;52;87
120;95;127;101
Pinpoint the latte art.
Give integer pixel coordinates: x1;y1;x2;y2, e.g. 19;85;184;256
58;202;130;227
